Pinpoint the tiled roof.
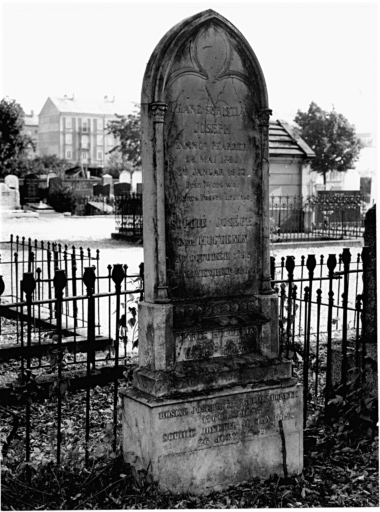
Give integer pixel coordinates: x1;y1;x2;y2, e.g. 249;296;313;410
48;96;128;116
269;120;315;159
24;114;39;126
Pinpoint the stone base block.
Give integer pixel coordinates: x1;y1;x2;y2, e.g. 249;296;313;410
121;380;303;494
133;353;292;397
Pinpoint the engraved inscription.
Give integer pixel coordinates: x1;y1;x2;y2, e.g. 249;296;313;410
164;26;262;300
175;326;257;361
157;390;299;451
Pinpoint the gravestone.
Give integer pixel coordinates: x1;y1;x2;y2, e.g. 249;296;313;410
119;170;130;183
46;172;57;186
48;176;63;195
102;173;113;195
23;173;40;203
0;182;20;210
121;10;302;494
4;174;19;191
114;182;131;195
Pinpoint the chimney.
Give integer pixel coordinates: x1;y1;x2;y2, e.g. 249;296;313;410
31;110;34;117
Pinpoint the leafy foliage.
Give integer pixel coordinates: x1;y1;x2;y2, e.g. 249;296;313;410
326;365;378;443
294;102;362;184
29;155;71;177
106;104;141;168
47;182;76;213
103;151;135;179
0;98;35;177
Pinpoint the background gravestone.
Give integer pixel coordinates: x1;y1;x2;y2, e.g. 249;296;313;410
122;10;302;494
46;172;57;186
48;176;63;195
4;175;19;190
114;182;131;195
0;182;20;210
23;173;40;204
102;173;113;195
119;170;130;183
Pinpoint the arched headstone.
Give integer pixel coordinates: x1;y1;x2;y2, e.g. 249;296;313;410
122;10;302;493
5;175;19;190
119;170;130;183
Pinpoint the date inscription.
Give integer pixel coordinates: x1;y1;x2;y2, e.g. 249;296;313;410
157;390;299;450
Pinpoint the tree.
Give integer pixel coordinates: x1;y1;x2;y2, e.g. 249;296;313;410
294;102;362;185
106;104;141;168
103;150;136;179
0;98;35;177
28;155;71;177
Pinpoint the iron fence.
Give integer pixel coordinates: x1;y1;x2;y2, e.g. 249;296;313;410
269;195;365;242
0;241;372;466
271;246;370;427
114;193;143;240
0;261;143;468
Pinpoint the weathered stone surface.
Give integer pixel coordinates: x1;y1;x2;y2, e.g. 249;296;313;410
122;9;303;493
133;354;292;397
138;301;175;370
122;381;303;494
363;204;377;344
0;182;20;210
4;175;19;190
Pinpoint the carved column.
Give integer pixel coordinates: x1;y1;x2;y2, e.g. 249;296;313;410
150;101;169;302
259;107;273;294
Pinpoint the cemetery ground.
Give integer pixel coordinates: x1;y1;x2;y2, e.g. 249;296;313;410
0;214;378;509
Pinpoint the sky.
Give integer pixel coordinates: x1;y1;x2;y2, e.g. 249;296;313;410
1;0;379;135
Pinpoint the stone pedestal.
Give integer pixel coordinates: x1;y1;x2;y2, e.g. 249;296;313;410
122;381;302;494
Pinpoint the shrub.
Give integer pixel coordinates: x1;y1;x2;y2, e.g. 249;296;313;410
48;185;76;213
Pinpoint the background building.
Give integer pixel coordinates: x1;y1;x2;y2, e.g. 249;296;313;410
269;120;315;197
38;95;125;173
22;110;39;157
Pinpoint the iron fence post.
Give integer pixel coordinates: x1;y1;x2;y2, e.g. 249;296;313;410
53;269;67;465
21;272;36;470
112;264;126;453
355;294;362;374
325;254;337;410
285;256;295;357
0;276;4;335
361;246;369;381
315;289;322;400
341;248;351;392
83;266;96;466
303;285;310;428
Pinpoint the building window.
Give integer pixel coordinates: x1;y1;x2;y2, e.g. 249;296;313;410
82;120;88;132
66;117;72;130
81;151;88;161
82;135;89;149
97;135;103;146
66;148;72;159
97;118;103;131
97;150;103;161
65;133;72;144
107;135;114;147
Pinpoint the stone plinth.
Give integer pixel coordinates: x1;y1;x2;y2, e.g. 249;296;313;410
122;381;302;494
